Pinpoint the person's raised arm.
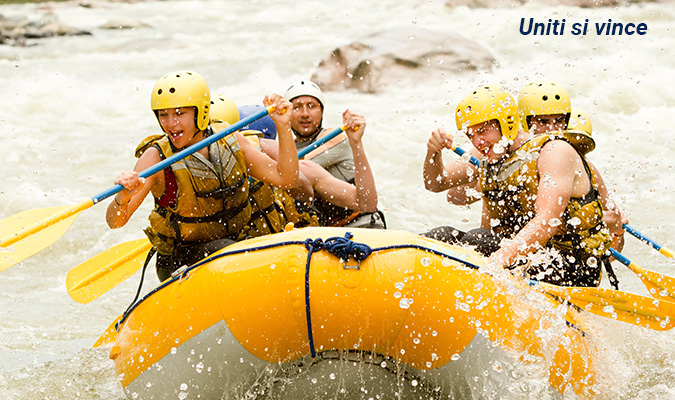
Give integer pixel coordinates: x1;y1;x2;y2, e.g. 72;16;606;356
298;109;378;212
489;141;578;268
423;128;479;193
342;109;377;212
241;94;298;189
587;161;628;251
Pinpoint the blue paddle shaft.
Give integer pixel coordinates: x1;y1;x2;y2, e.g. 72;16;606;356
609;248;631;266
624;224;664;251
90;108;272;204
452;146;480;167
297;126;345;159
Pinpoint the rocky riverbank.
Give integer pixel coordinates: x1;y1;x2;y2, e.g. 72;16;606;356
0;0;150;46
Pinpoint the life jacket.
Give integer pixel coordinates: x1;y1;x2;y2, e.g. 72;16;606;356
135;131;252;255
242;133;319;235
479;131;612;260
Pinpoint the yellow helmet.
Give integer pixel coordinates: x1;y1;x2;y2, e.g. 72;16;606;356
568;108;592;135
455;85;520;141
151;70;211;131
210;94;240;125
564;108;595;155
518;80;571;131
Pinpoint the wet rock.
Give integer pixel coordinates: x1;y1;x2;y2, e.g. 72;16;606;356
0;13;90;46
311;27;495;93
100;19;150;30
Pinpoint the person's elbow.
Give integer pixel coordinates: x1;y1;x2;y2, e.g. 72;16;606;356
277;171;299;190
358;191;378;213
423;177;446;193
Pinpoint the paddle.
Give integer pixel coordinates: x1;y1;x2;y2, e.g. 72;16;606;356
623;224;674;259
451;145;480;167
64;125;350;303
531;280;675;331
609;248;675;302
66;238;152;304
297;125;349;159
0;106;275;272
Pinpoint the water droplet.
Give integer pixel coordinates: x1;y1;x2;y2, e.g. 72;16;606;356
180;383;188;391
380;361;387;368
329;373;336;380
548;218;562;227
394;291;401;299
411;379;418;387
603;305;614;314
441;258;452;267
400;298;411;309
413;338;420;344
395;282;405;290
421;257;431;266
195;361;204;373
451;353;460;361
492;361;503;373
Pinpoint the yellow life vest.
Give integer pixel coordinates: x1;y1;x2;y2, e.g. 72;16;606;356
242;133;319;236
135;132;252;255
480;132;611;258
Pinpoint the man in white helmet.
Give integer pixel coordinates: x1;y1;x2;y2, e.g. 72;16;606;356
262;80;386;229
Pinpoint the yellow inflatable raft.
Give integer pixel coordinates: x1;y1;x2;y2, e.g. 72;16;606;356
101;227;603;399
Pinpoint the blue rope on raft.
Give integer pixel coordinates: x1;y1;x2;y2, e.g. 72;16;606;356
303;232;372;358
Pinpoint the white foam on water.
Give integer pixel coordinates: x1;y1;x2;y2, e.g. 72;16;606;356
1;0;674;399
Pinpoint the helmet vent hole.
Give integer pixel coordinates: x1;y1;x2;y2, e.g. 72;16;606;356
555;95;561;100
157;89;163;95
542;95;549;101
169;87;176;94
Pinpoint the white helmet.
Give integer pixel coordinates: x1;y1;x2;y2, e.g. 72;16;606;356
284;80;325;109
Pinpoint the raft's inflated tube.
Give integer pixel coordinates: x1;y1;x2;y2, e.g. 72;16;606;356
106;227;602;400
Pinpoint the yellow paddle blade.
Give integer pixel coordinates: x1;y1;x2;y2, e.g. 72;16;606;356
67;238;152;304
0;202;91;271
624;261;675;302
93;316;122;348
535;282;675;331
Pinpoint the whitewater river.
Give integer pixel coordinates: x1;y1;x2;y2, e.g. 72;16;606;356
1;0;674;398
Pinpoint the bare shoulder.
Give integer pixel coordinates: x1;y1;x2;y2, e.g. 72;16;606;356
539;138;580;165
136;145;162;169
